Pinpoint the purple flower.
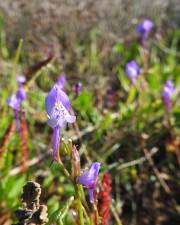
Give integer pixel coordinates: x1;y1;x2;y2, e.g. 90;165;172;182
73;82;82;98
7;76;26;133
7;75;26;110
45;82;76;160
162;80;175;112
136;19;154;41
45;85;75;128
7;87;26;110
77;162;101;203
16;75;26;85
125;60;141;82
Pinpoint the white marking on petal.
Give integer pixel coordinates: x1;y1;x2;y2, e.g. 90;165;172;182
49;101;75;128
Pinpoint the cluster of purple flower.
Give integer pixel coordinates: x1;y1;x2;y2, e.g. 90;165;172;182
6;19;175;205
7;73;100;203
124;19;175;112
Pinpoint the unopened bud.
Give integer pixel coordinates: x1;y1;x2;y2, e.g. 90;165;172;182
71;145;80;177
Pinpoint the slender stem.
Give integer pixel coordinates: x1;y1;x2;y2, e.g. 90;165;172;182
165;109;171;128
93;203;100;225
76;185;84;225
12;39;23;79
55;140;85;224
110;205;123;225
58;161;71;179
79;185;89;212
25;70;42;91
82;205;91;225
89;215;94;225
56;149;85;225
56;144;73;181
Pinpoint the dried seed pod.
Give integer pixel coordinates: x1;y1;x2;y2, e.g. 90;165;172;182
15;208;33;222
21;181;41;210
14;181;48;225
29;205;48;225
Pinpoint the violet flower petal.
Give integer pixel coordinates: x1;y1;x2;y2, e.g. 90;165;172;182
88;189;95;203
7;87;26;110
16;87;26;101
47;118;58;128
162;80;175;112
7;79;26;134
47;101;76;128
78;162;101;188
125;60;140;82
57;74;66;89
136;19;154;38
65;114;76;124
45;85;70;116
77;162;101;202
56;87;71;110
7;94;20;110
16;75;26;86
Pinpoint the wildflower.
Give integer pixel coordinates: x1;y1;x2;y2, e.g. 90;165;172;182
98;173;112;225
45;80;76;160
77;162;101;203
73;82;82;98
125;60;141;83
162;80;175;112
16;75;26;85
7;87;26;110
136;19;154;42
7;76;26;132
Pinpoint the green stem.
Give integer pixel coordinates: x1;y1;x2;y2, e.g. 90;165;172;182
56;143;85;225
58;161;71;180
56;143;73;181
12;39;23;79
93;203;100;225
76;185;84;225
89;216;94;225
82;205;91;225
110;205;123;225
25;70;42;90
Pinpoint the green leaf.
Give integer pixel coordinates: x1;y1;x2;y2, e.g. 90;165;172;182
113;43;125;54
6;175;26;199
126;86;136;104
148;65;161;92
49;196;74;225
